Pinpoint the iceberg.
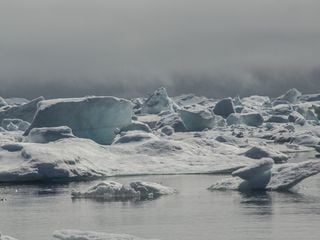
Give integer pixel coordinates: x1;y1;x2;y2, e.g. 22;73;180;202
24;96;132;144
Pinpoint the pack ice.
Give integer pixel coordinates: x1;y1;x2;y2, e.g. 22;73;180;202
0;87;320;183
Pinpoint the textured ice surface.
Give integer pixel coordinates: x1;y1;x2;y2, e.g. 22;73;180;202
25;96;132;144
53;230;157;240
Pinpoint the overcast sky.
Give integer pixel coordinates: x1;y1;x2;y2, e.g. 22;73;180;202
0;0;319;99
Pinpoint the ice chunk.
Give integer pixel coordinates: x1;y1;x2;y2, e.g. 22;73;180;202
227;112;264;127
71;181;176;200
155;112;187;132
299;93;320;102
0;97;44;123
1;143;23;152
4;97;29;106
231;159;274;190
53;230;157;240
27;126;75;143
71;181;139;200
243;146;288;163
113;131;156;144
209;160;320;192
276;88;301;104
130;181;177;198
0;97;8;107
213;97;235;118
178;105;215;131
141;87;175;114
290;134;320;147
268;160;320;191
266;115;288;123
121;121;151;133
24;96;132;144
271;104;293;115
160;125;174;136
2;118;30;131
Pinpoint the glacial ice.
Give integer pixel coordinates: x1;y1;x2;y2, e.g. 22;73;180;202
227;112;264;127
2;119;30;132
53;230;157;240
24;96;132;144
0;97;8;107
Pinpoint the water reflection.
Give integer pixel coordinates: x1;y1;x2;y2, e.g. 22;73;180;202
238;191;273;216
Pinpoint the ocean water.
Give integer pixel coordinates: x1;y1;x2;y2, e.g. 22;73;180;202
0;174;320;240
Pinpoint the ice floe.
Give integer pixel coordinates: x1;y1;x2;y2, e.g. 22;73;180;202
71;180;176;200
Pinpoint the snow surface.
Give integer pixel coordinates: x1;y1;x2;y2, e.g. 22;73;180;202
53;230;157;240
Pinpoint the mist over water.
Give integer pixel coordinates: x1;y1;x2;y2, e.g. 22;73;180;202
0;0;320;99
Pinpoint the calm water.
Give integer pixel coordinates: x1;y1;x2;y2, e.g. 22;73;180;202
0;174;320;240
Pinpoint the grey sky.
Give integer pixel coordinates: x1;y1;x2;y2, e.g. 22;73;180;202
0;0;319;99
